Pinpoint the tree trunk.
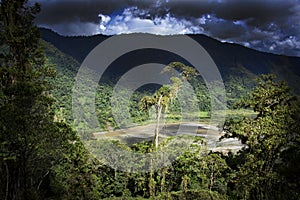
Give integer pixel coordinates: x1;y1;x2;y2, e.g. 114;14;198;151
154;95;163;149
5;162;9;200
37;170;50;191
209;165;214;192
160;167;167;193
149;157;155;197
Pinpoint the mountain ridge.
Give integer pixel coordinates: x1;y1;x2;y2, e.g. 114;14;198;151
39;28;300;95
39;27;300;59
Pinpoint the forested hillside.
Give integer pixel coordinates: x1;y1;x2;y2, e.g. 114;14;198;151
40;28;300;81
41;33;300;132
40;27;300;107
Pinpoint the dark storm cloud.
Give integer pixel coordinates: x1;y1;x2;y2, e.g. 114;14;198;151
167;0;300;56
34;0;298;31
32;0;300;57
214;0;293;21
201;17;247;40
34;0;127;24
164;0;299;38
34;0;166;25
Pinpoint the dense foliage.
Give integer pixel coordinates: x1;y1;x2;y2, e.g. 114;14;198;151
223;74;300;199
0;1;101;199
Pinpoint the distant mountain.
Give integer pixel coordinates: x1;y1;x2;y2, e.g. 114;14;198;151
39;28;300;95
40;28;108;64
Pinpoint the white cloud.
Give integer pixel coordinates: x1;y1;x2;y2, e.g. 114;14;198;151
273;36;300;56
277;36;300;49
97;7;204;35
94;7;300;57
98;14;111;31
196;16;206;25
39;5;300;57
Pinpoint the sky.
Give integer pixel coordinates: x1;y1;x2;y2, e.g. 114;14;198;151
32;0;300;57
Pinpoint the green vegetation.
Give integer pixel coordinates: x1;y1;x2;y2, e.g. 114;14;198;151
223;74;300;199
0;1;299;199
0;1;97;199
140;62;198;148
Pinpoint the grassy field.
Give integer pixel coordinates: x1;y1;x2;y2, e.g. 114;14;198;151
165;109;256;124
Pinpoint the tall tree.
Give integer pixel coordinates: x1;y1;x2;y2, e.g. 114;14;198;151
140;62;198;149
223;74;300;199
0;1;82;199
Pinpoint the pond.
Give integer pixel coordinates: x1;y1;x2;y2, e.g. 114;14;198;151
93;122;245;153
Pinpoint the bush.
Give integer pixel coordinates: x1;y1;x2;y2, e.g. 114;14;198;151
160;190;228;200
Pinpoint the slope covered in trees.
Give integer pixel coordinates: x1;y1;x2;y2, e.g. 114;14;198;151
0;1;99;199
40;27;300;111
39;27;300;95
